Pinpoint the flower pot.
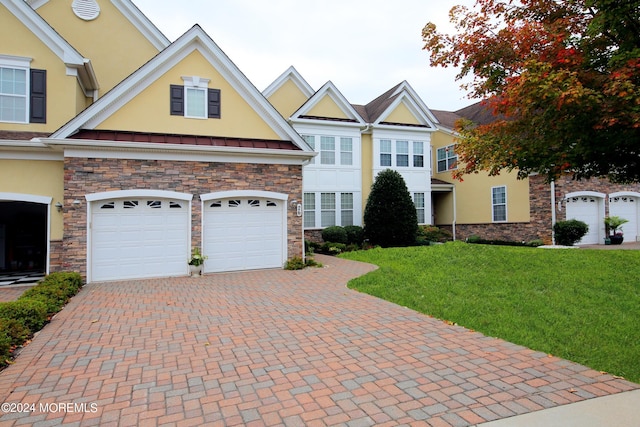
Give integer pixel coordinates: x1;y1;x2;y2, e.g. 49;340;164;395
604;237;611;245
189;264;203;276
610;235;624;245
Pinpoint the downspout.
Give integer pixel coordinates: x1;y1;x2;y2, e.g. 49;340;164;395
452;185;457;241
550;180;556;245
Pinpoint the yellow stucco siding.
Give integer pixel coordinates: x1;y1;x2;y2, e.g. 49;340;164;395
96;51;281;140
307;95;349;119
0;160;64;239
431;130;530;224
34;0;160;95
0;7;84;132
267;80;309;119
383;102;421;125
361;133;373;212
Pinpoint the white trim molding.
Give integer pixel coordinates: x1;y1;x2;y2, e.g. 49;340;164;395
200;190;288;202
85;189;193;202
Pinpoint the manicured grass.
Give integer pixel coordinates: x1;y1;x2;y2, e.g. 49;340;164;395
340;242;640;383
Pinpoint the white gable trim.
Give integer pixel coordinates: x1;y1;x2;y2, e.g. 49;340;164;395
2;0;98;91
110;0;170;50
51;25;312;153
374;92;437;131
391;81;440;125
263;66;315;99
291;81;365;126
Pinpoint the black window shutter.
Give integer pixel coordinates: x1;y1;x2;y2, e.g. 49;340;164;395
208;88;221;118
170;84;184;115
30;69;46;123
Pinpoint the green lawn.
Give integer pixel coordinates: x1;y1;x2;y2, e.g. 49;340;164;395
340;242;640;383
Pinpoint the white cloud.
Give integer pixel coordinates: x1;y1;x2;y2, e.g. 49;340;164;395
132;0;478;111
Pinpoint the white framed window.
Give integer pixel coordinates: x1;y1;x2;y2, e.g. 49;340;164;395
320;136;336;165
380;139;392;166
413;192;426;224
378;139;426;168
492;186;507;222
185;87;206;118
320;192;336;227
340;138;353;165
341;193;354;226
170;75;220;120
302;135;316;164
303;192;316;228
437;144;458;173
302;134;354;166
304;192;357;228
413;141;424;168
0;55;31;124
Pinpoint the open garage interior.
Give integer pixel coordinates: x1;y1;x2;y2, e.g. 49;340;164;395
0;201;47;273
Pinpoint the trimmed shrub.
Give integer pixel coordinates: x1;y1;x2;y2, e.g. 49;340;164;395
554;219;589;246
364;169;418;247
344;225;364;245
418;225;453;244
0;299;49;332
20;272;83;315
0;318;31;346
284;257;306;270
321;226;348;244
320;242;347;254
0;331;11;368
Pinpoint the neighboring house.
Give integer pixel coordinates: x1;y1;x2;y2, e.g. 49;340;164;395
0;0;313;282
431;102;640;245
264;67;438;241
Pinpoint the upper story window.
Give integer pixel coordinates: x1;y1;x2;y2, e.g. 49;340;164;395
0;67;27;122
302;134;353;166
492;186;507;222
437;144;457;173
379;139;425;168
170;75;220;119
0;55;46;124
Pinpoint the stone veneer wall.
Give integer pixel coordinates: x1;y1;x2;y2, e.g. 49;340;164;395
62;158;303;277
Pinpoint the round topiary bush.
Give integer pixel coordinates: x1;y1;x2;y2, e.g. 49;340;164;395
321;225;348;244
344;225;364;245
364;169;418;247
553;219;589;246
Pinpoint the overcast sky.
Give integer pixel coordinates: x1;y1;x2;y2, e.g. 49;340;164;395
132;0;477;112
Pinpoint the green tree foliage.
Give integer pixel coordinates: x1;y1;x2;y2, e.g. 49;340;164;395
364;169;418;247
423;0;640;183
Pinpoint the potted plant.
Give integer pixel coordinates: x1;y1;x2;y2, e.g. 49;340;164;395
604;216;629;245
188;247;207;276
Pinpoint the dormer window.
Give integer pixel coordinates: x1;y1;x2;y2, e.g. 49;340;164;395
170;76;221;119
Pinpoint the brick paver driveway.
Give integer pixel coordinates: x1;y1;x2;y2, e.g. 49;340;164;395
0;255;637;426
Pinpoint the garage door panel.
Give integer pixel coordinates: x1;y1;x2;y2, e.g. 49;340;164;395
565;196;601;245
91;198;190;282
610;196;638;241
204;197;285;272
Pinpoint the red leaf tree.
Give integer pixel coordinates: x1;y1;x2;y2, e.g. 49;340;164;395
423;0;640;183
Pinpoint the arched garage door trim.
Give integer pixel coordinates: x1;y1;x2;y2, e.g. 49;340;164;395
0;193;52;274
201;191;288;273
87;190;193;282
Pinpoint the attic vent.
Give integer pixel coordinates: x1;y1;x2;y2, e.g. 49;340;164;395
72;0;100;21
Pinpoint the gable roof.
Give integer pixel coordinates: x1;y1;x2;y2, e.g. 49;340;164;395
291;81;366;127
2;0;98;92
25;0;170;51
263;66;314;99
50;25;312;153
356;81;439;130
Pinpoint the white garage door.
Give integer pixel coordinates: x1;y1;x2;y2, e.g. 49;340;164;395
609;196;638;242
91;198;190;281
565;196;600;244
203;197;285;272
